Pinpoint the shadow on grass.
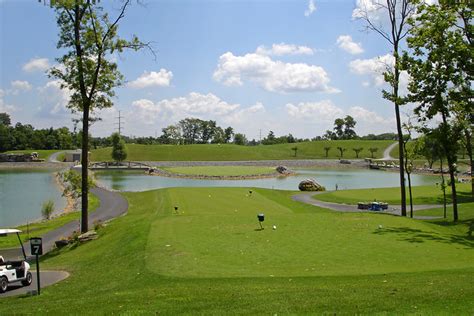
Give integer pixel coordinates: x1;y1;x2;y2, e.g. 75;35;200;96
373;225;474;249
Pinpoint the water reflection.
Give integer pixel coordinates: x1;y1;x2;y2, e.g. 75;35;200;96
95;168;438;192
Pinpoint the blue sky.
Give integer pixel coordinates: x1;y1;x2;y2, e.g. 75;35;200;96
0;0;410;139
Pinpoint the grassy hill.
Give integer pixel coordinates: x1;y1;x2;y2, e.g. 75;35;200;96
1;187;472;314
91;140;393;161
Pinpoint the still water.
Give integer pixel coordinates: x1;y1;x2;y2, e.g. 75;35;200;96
1;168;438;227
94;169;438;192
0;169;67;227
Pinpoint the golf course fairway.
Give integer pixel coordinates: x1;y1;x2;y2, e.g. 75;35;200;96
1;187;473;314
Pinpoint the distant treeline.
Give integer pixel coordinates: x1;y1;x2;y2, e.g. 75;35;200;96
0;112;398;152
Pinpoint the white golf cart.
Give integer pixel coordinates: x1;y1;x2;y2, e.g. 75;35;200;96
0;229;32;293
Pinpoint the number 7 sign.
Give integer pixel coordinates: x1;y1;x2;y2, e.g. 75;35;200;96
30;237;43;256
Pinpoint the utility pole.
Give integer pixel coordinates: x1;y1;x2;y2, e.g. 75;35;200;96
115;110;124;136
259;129;262;144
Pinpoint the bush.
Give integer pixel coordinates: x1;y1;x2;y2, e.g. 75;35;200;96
41;200;55;220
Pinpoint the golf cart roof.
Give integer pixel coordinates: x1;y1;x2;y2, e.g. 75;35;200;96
0;229;22;235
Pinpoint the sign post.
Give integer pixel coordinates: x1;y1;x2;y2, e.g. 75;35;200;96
30;237;43;295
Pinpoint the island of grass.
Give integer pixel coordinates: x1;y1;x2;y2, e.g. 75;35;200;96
153;165;286;179
1;186;472;314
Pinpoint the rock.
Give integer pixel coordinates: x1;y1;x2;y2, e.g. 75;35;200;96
276;165;291;174
55;239;70;248
298;179;325;191
339;159;351;164
78;231;98;242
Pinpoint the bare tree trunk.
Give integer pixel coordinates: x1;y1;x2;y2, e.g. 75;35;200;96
394;54;407;217
81;107;89;233
441;114;458;221
465;129;473;198
440;158;447;218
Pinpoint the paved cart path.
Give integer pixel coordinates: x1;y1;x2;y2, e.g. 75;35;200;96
0;271;69;298
0;187;128;298
1;188;128;259
292;192;443;220
381;142;398;160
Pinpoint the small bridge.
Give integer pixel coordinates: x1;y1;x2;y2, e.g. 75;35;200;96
89;161;152;170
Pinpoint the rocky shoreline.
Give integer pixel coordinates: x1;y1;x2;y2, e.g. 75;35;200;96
148;166;294;180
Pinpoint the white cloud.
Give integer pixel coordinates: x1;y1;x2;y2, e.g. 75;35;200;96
256;43;314;56
131;92;242;124
286;100;344;121
304;0;316;17
213;52;339;93
349;54;410;93
349;54;394;86
38;80;72;115
336;35;364;55
23;57;50;72
0;89;16;113
10;80;32;94
128;69;173;89
129;92;267;138
285;100;397;135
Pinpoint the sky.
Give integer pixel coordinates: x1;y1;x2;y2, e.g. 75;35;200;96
0;0;415;140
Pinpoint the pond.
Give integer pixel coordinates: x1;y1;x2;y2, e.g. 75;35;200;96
0;169;67;227
94;168;439;192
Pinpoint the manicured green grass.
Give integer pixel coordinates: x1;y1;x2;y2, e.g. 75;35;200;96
161;166;276;176
91;140;393;161
5;149;61;161
0;187;473;314
314;183;473;205
0;194;100;249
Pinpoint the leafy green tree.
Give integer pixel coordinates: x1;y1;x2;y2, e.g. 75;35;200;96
160;125;182;144
0;113;11;126
337;146;346;158
402;2;471;221
343;115;357;139
324;146;331;158
49;0;149;232
333;118;345;139
291;146;298;157
356;0;418;217
224;127;234;143
369;147;378;159
233;133;247;145
352;147;363;158
111;132;127;162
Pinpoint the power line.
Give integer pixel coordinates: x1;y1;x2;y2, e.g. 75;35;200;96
114;110;124;136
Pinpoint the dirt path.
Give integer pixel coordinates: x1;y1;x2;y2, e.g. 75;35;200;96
292;192;443;220
381;142;398;160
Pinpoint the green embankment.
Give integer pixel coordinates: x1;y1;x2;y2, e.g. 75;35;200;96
314;183;473;205
0;194;100;249
5;149;61;161
91;140;392;161
1;187;472;314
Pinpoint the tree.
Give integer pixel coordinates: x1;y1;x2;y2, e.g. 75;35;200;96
0;113;11;126
160;125;182;144
291;146;298;157
41;200;55;220
324;146;331;158
333;118;345;139
337;146;346;158
49;0;150;232
111;132;127;162
224;127;234;143
355;0;418;217
343;115;357;139
262;131;276;145
369;147;378;158
233;133;247;145
353;147;363;158
402;2;471;221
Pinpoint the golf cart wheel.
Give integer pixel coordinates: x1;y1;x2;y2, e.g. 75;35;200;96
0;276;8;293
22;272;32;286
